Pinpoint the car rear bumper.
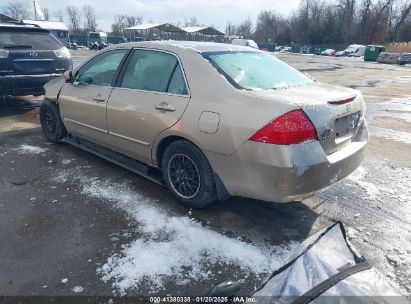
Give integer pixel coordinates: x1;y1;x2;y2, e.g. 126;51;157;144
0;73;62;96
206;120;368;203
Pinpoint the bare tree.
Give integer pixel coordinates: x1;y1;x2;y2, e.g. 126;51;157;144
42;8;49;21
184;16;199;27
111;14;128;35
66;6;81;33
236;17;253;38
2;1;29;20
83;5;97;32
54;9;64;22
111;14;143;35
225;22;237;36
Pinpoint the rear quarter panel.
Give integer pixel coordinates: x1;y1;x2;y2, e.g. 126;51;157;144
151;48;298;163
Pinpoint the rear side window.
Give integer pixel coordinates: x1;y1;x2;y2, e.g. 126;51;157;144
121;50;188;95
0;29;62;50
74;49;127;86
168;65;188;95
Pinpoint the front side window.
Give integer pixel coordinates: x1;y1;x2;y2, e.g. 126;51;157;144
202;51;314;91
121;50;188;95
74;49;127;86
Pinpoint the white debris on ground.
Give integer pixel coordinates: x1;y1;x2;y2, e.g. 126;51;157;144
61;278;68;283
76;178;299;294
347;166;379;199
346;160;411;205
72;286;84;293
62;159;72;165
15;144;48;154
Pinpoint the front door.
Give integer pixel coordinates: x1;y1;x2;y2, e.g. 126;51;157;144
107;49;190;164
58;49;128;146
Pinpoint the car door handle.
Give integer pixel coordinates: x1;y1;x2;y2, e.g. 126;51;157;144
93;96;105;102
155;102;176;111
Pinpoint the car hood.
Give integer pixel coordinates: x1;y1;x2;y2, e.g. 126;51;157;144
247;83;366;154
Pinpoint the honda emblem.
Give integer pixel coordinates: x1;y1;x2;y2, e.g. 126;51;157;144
29;52;38;57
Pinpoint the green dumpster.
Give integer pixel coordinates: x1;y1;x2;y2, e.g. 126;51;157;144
364;45;385;61
291;45;300;53
257;44;276;52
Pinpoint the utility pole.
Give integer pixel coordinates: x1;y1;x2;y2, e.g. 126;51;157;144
33;0;38;20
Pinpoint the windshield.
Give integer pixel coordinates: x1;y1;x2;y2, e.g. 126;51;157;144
202;51;313;90
0;29;62;50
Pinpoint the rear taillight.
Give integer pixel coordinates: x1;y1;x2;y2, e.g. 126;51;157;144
249;109;318;145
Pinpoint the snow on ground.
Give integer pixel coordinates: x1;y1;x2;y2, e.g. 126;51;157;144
346;159;410;205
366;98;411;144
14;144;48;154
82;180;298;294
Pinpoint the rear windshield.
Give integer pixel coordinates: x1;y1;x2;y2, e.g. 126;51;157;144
202;51;313;90
0;29;62;50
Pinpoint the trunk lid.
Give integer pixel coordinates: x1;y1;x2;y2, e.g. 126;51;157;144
7;50;57;75
249;83;365;154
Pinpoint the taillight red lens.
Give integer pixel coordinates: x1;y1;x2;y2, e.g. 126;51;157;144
249;109;318;145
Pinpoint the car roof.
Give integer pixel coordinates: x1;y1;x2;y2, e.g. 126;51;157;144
0;22;48;31
108;40;259;53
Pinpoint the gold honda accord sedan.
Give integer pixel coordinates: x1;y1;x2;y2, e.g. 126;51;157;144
41;41;368;208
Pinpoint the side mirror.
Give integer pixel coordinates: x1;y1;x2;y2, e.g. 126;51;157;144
63;70;73;83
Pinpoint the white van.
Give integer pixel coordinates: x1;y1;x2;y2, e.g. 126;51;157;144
339;44;366;57
231;39;258;49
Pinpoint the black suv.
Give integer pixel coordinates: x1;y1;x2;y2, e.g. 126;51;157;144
0;22;72;98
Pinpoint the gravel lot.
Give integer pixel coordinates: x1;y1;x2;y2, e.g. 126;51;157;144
0;51;410;297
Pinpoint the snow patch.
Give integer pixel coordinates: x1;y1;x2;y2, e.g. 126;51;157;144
347;166;380;199
368;126;411;144
72;286;84;293
15;144;48;154
81;180;298;294
62;159;72;165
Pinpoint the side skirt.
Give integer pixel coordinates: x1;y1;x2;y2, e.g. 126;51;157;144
62;135;164;186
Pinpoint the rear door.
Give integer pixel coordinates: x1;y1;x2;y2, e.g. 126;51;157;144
107;49;190;164
58;48;128;147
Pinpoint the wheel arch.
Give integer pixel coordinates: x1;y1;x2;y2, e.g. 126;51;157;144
154;134;230;201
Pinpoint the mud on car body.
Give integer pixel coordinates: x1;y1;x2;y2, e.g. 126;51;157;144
0;22;72;98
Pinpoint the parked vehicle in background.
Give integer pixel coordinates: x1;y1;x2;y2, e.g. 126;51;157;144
0;22;72;98
88;31;107;47
89;41;108;51
231;39;258;49
275;46;291;52
40;41;367;208
321;49;336;56
68;42;79;50
336;44;366;57
399;53;411;65
22;20;69;47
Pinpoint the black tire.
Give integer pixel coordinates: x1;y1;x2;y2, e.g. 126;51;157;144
40;100;66;143
161;140;217;208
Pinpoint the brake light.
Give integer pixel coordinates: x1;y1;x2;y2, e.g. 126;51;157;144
328;95;356;105
249;110;317;145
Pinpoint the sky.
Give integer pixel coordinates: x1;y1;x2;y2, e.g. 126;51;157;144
20;0;301;32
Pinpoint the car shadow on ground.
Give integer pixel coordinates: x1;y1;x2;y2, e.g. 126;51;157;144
0;97;41;118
